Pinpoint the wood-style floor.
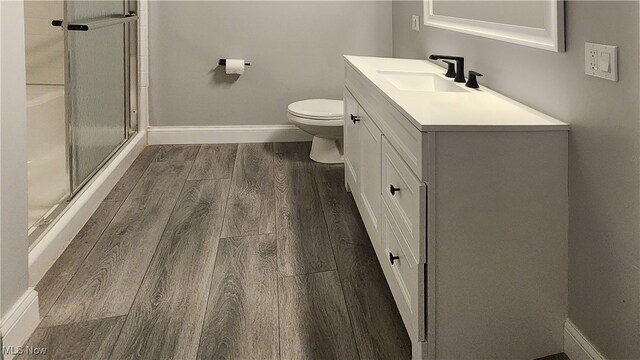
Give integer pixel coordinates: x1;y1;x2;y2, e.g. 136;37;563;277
20;143;412;360
21;143;571;360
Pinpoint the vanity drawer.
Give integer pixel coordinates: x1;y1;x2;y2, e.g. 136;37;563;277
382;137;426;264
381;200;425;342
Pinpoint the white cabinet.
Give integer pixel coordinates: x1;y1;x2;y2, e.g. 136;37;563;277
344;89;383;249
344;58;568;360
356;109;382;248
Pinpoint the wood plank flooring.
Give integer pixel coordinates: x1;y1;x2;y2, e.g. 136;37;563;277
279;270;359;359
188;144;238;181
105;146;160;202
41;161;192;326
220;143;275;238
275;151;336;276
198;234;279;359
110;179;230;360
22;143;564;360
154;144;200;162
35;201;122;318
19;316;126;360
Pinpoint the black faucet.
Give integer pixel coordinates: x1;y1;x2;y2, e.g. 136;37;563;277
428;54;465;83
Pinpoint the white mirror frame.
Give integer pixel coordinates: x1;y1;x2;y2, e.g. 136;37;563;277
423;0;565;52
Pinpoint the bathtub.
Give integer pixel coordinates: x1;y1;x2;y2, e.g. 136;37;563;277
27;85;68;232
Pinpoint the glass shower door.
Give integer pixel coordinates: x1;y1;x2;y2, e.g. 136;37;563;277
65;0;136;193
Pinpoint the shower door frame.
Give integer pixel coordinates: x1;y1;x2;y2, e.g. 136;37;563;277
63;0;139;198
27;0;139;246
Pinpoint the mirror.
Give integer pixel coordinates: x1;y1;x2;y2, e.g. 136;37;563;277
424;0;565;52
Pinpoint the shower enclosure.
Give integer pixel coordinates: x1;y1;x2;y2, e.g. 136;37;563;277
26;0;138;245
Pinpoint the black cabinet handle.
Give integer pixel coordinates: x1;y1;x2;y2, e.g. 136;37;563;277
389;184;400;196
389;252;400;265
350;114;361;124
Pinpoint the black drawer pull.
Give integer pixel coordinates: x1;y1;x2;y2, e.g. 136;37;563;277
389;252;400;265
350;114;361;123
389;184;400;196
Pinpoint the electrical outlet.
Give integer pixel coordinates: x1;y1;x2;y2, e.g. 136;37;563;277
588;49;598;71
412;15;420;32
585;42;618;81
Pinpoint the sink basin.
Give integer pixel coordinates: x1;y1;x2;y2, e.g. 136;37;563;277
378;71;467;93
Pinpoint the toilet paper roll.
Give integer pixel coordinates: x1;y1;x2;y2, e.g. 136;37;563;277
225;59;245;75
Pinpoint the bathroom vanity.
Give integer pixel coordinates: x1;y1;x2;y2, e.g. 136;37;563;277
343;56;568;359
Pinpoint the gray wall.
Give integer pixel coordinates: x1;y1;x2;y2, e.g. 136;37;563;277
1;0;31;318
149;1;392;127
393;1;639;358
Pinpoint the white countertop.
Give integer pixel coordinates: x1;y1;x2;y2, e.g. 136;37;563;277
344;55;569;132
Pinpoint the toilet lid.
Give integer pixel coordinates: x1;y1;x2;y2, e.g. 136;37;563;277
288;99;343;120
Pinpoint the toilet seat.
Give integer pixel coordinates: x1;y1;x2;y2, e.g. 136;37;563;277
287;99;343;120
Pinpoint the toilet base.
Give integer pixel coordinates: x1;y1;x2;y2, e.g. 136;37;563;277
310;136;344;164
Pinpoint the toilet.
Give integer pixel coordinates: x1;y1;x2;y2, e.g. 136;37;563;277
287;99;344;164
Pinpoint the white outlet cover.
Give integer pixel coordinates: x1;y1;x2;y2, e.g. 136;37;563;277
412;15;420;31
585;42;618;81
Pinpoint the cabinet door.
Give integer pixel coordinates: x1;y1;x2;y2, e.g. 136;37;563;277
343;89;360;193
358;109;383;250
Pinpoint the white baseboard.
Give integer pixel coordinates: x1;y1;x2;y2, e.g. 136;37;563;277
147;125;312;145
1;289;39;360
564;319;607;360
28;132;147;286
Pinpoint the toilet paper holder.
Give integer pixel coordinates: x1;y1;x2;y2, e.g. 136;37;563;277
218;59;251;66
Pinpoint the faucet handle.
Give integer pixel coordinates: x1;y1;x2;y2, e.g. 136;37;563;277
442;60;456;78
466;71;483;89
